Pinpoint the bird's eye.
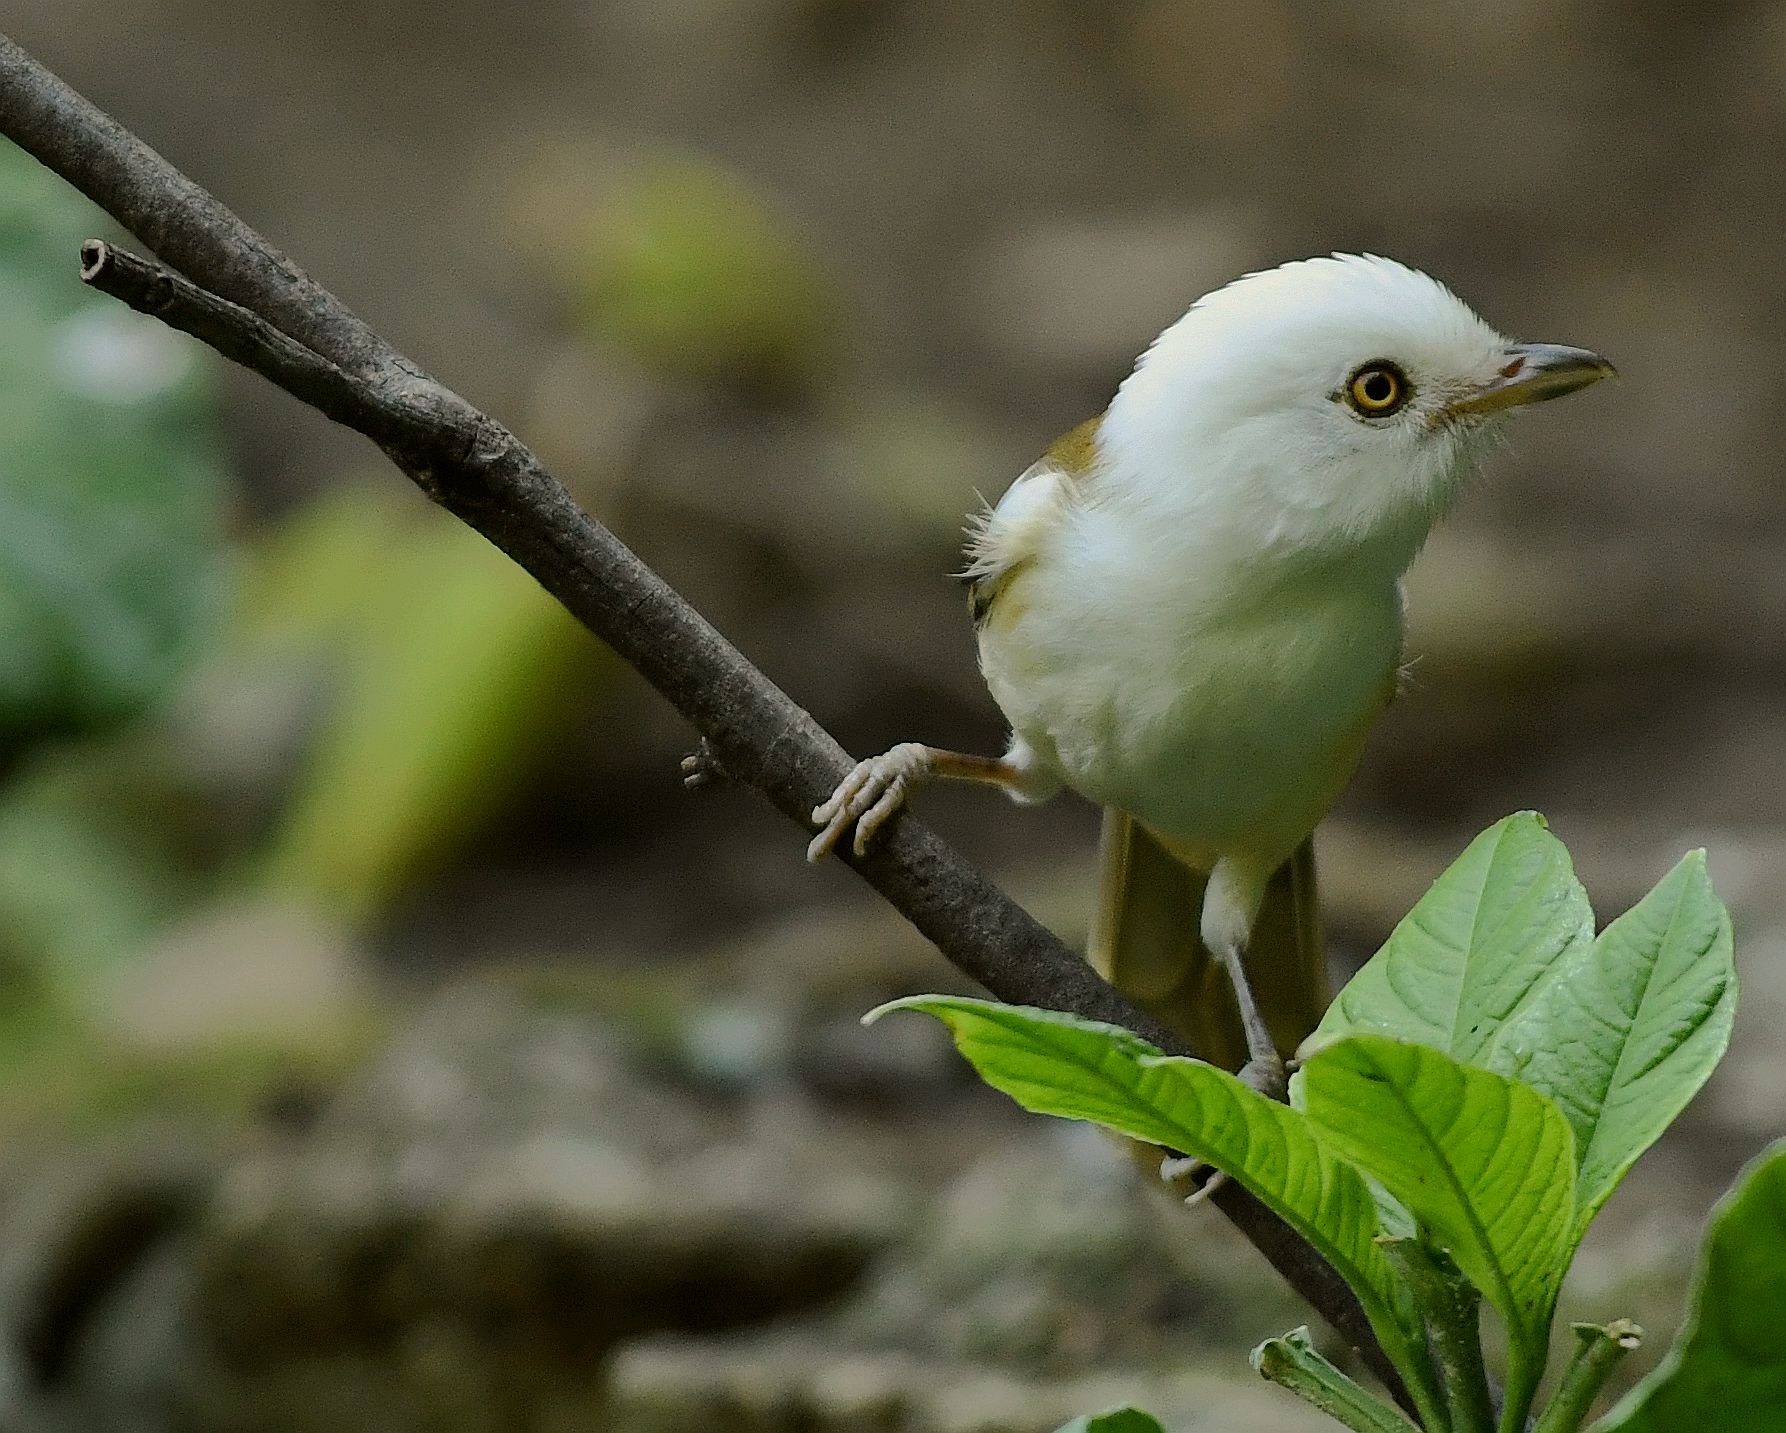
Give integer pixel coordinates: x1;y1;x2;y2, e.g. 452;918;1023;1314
1345;363;1409;418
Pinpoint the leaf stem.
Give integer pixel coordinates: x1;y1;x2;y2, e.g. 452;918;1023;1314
1253;1327;1419;1433
1498;1354;1546;1433
1531;1321;1642;1433
1383;1239;1494;1433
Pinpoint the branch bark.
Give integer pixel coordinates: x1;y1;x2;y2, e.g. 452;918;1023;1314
0;30;1404;1403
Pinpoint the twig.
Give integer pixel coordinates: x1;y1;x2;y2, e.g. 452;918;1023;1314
1531;1322;1641;1433
1253;1328;1415;1433
0;28;1404;1404
78;241;436;451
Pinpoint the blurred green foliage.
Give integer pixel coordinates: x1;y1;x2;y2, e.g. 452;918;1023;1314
565;153;838;399
0;143;227;760
0;142;245;1128
1053;1411;1167;1433
250;485;604;924
0;473;618;1136
0;145;620;1126
0;744;193;989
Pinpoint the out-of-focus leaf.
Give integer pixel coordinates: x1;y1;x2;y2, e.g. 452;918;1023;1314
0;144;227;751
236;483;412;650
0;751;187;986
257;505;601;922
1052;1409;1167;1433
0;740;201;1086
1594;1140;1786;1432
552;150;838;398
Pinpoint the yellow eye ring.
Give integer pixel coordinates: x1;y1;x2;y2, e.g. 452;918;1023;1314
1346;363;1408;417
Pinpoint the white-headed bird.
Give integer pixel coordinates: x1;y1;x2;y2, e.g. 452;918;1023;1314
808;254;1613;1095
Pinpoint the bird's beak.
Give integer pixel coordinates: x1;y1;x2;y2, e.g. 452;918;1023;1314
1444;342;1617;421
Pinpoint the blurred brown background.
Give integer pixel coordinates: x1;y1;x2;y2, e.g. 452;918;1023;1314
0;3;1781;1430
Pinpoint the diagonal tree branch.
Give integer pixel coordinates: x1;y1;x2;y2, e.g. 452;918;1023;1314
77;241;432;445
0;38;389;377
0;30;1406;1403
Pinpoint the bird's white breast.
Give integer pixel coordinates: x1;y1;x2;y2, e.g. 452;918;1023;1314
977;494;1404;867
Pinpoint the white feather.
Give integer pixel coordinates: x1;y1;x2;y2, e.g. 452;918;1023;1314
960;458;1071;586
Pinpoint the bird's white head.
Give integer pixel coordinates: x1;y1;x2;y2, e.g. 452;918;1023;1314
1099;253;1613;571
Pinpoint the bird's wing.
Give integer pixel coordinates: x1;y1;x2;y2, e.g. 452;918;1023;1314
1089;813;1330;1067
963;416;1101;628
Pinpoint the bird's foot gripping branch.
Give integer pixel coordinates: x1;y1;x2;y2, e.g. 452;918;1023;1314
873;813;1783;1433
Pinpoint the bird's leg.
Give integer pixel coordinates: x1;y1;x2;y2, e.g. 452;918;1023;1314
1158;944;1285;1204
1214;939;1288;1100
1154;861;1287;1205
807;741;1055;862
1203;858;1288;1101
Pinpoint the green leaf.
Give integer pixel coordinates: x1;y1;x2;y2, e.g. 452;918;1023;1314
1594;1141;1786;1433
1302;1035;1576;1432
1053;1410;1167;1433
1500;851;1734;1235
1313;818;1735;1242
1308;813;1594;1063
0;144;227;752
868;997;1441;1420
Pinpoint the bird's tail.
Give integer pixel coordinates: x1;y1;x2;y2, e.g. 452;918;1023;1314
1088;810;1329;1067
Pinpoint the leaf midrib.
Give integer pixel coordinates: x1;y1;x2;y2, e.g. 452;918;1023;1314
1353;1040;1536;1346
1446;823;1514;1050
1452;829;1582;1053
1576;870;1697;1203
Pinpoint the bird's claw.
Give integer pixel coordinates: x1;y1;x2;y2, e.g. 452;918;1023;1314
807;743;929;862
1161;1153;1229;1207
1160;1153;1202;1184
1155;1058;1282;1208
681;739;727;792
